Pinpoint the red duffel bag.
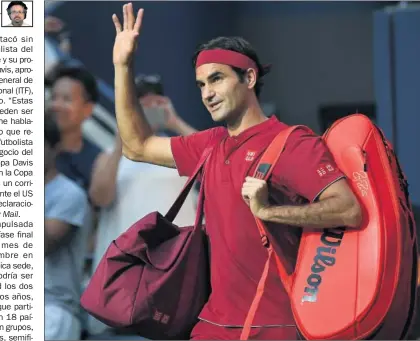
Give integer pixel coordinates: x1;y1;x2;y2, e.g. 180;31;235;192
80;147;214;340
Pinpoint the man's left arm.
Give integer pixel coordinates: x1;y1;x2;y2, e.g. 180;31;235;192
242;177;362;229
241;127;362;229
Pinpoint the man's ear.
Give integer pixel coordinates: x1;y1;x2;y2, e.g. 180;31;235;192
246;68;257;90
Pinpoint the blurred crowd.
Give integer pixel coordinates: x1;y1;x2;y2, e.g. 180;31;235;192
44;14;200;341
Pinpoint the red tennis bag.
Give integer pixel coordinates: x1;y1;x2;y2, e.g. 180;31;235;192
80;148;213;340
242;114;418;340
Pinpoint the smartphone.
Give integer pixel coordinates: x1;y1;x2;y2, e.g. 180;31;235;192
143;106;167;129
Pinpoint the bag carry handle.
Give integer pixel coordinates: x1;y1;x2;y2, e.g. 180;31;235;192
166;132;226;222
165;146;213;223
240;125;302;340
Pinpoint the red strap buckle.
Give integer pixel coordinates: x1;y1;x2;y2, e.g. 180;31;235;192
261;235;269;248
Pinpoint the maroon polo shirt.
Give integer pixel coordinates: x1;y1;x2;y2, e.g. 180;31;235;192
170;116;345;327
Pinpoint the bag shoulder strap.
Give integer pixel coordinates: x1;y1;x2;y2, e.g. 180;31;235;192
240;125;303;340
252;125;303;242
253;125;303;180
165;147;212;222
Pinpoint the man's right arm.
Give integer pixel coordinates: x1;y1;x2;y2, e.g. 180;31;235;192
112;5;174;168
114;65;175;168
112;4;223;174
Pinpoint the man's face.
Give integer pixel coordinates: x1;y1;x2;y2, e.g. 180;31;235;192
10;5;25;25
48;77;93;133
196;63;250;124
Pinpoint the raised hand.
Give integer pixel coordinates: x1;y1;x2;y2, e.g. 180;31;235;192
112;3;144;66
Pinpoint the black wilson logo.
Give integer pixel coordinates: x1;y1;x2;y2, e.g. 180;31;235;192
301;227;345;303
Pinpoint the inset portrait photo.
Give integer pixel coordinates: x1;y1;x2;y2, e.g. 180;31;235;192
1;0;33;27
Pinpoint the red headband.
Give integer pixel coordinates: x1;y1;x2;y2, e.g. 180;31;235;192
195;49;258;75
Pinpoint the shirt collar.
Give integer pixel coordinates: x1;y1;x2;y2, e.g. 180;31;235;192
227;115;281;142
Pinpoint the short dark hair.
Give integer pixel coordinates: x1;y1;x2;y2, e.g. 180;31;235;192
45;116;61;148
192;36;271;98
7;1;27;12
52;67;99;103
134;74;164;98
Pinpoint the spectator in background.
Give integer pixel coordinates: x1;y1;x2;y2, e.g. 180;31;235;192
45;15;71;81
133;74;198;135
47;67;103;287
86;74;198;339
45;15;64;33
88;73;197;207
45;117;91;340
48;66;103;194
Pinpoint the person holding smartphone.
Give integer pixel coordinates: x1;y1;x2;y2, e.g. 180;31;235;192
88;73;197;208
